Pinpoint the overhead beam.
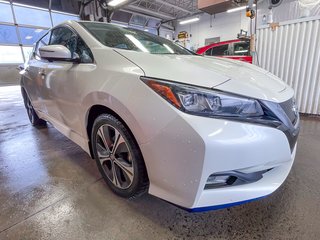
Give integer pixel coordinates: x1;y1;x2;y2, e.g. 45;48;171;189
154;0;193;14
125;4;175;20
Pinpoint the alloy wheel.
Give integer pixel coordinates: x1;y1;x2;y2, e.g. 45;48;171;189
26;98;34;123
96;124;134;189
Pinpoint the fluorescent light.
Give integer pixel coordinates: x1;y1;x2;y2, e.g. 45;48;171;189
125;34;149;53
108;0;127;7
227;4;256;13
179;17;199;25
25;36;33;40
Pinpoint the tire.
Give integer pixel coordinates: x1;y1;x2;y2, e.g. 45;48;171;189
21;88;46;127
91;114;149;198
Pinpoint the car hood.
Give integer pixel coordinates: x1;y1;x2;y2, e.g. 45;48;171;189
115;50;292;102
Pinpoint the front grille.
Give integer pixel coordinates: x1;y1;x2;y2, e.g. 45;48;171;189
279;98;297;124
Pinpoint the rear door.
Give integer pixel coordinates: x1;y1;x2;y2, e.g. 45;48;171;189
229;41;252;63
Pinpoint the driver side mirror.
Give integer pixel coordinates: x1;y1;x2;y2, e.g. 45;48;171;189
39;45;79;62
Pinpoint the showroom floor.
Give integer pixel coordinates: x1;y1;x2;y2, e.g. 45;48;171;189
0;86;320;240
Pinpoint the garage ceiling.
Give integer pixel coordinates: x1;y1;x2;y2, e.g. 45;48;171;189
123;0;201;20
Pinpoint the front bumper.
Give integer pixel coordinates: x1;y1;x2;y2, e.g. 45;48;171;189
139;113;297;210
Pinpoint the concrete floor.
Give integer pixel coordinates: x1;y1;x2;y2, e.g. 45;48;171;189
0;86;320;240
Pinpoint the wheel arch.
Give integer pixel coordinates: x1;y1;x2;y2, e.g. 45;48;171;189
85;105;143;163
86;104;149;184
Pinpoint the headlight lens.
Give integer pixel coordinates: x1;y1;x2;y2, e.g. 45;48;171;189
142;77;264;118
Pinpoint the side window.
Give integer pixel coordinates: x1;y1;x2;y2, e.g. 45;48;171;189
35;32;51;60
211;44;229;56
76;37;94;63
50;27;77;57
204;48;212;56
233;42;250;56
50;26;93;63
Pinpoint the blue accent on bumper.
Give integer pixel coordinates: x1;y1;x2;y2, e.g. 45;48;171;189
183;195;269;213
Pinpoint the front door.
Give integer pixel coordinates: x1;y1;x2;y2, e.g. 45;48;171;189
40;26;94;136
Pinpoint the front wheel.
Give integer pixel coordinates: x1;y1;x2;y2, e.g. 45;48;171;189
91;114;148;198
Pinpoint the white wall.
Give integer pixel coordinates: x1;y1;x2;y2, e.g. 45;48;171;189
174;10;249;51
257;0;320;27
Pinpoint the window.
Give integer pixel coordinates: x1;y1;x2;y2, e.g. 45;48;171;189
0;1;80;65
12;0;49;9
35;32;50;59
0;25;19;44
13;5;51;28
0;2;14;23
80;22;192;55
233;42;250;56
50;27;93;63
0;46;23;63
18;27;47;45
50;27;76;54
51;0;80;14
211;44;229;56
205;48;212;56
51;12;79;25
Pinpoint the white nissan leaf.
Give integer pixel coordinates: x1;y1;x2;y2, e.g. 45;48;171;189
20;21;300;212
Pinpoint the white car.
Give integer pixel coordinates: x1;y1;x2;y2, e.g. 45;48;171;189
20;21;300;212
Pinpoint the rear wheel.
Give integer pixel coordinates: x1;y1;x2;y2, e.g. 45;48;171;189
91;114;148;198
21;89;46;126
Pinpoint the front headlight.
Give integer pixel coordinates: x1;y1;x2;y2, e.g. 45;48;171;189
141;77;264;118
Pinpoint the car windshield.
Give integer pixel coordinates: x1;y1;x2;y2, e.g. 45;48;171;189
79;22;192;55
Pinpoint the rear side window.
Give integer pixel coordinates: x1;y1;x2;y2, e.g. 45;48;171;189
233;42;250;56
211;44;229;56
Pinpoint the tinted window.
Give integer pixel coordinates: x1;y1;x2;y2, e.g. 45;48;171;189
233;42;250;56
204;48;212;56
80;22;192;55
211;44;229;56
50;27;93;63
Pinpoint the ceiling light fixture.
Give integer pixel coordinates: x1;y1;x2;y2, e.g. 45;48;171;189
179;17;200;25
108;0;127;7
227;4;256;13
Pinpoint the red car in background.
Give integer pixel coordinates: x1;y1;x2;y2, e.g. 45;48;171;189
196;39;252;64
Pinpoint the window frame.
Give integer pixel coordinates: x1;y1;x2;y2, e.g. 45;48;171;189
33;30;51;60
210;44;230;56
34;24;94;64
231;41;250;56
204;48;212;56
